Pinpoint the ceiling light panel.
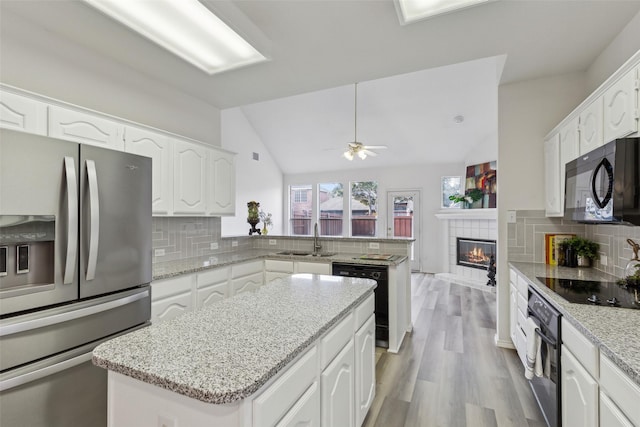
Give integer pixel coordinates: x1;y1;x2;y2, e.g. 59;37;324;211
396;0;495;24
83;0;267;74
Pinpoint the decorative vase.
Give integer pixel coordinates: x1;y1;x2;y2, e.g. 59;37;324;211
247;201;261;236
262;225;268;235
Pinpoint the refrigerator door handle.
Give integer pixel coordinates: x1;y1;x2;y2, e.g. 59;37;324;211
86;159;100;281
0;289;149;336
0;352;92;392
63;156;78;285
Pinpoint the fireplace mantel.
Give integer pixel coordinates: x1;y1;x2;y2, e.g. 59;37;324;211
435;208;497;220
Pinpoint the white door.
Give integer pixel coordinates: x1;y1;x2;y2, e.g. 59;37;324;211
387;190;420;271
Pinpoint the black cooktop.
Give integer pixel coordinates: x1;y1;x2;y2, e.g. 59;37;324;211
536;277;640;309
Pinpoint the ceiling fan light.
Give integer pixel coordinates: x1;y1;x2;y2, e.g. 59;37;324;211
344;151;354;161
358;150;367;160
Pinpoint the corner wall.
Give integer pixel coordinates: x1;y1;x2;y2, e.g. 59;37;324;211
496;72;586;346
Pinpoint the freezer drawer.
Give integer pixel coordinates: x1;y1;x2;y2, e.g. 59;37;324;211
0;286;150;372
0;323;147;427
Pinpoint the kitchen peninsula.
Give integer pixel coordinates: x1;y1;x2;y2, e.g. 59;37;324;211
93;274;376;427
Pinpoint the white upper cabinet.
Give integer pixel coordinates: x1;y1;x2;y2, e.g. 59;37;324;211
578;98;604;155
208;149;236;216
173;139;207;215
124;126;173;215
603;66;639;142
48;105;124;150
0;90;47;135
544;134;562;217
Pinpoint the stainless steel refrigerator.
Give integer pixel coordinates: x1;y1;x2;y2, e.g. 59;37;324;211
0;128;152;426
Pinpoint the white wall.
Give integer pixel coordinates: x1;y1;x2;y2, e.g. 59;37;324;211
284;162;463;273
586;10;640;94
0;9;220;145
496;71;587;345
221;108;284;236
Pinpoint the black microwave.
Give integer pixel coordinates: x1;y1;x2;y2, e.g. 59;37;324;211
564;137;640;225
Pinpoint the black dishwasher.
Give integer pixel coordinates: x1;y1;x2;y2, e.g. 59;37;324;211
332;262;388;348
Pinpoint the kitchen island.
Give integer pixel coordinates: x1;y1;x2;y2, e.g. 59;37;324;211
93;274;377;427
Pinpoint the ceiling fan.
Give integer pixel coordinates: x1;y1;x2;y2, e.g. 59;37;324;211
343;83;388;161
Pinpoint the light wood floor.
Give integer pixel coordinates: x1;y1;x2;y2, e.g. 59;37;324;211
362;274;547;427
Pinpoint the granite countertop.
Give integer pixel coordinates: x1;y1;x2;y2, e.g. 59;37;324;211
509;262;640;386
92;274;376;404
153;249;408;280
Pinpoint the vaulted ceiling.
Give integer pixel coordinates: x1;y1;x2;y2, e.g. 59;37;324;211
3;0;640;173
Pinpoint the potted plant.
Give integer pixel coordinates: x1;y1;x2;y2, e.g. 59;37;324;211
565;236;599;267
448;188;484;208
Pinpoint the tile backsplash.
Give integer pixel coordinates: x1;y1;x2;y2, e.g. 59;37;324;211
152;217;250;263
507;210;640;278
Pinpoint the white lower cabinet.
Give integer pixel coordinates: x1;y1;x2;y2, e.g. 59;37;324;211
230;260;264;296
355;315;375;426
265;260;294;283
151;275;195;323
600;392;633;427
196;267;229;309
561;347;598;427
321;339;355;427
296;261;332;275
276;382;321;427
599;354;640;427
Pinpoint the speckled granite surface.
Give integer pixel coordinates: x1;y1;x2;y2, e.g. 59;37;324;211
509;262;640;386
153;249;408;280
93;274;376;404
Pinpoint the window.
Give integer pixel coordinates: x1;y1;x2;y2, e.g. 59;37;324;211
351;181;377;237
319;183;343;236
289;185;312;235
441;176;462;208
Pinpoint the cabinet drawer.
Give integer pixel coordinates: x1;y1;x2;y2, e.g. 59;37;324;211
320;313;354;369
265;272;291;283
253;347;318;427
230;272;263;296
151;292;192;323
517;293;528;316
265;260;294;273
600;354;640;427
274;382;320;427
509;269;517;284
151;275;194;301
562;318;598;378
197;267;229;289
354;293;375;331
517;309;527;333
232;260;264;278
196;282;227;308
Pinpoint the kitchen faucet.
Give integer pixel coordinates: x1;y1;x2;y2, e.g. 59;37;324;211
313;222;322;255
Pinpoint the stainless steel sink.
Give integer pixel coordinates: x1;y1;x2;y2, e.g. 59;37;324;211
276;251;335;257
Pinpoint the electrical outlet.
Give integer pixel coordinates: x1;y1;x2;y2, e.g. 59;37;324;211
600;253;608;266
507;211;517;223
232;241;238;247
269;239;277;245
210;242;218;250
369;242;380;249
154;249;165;257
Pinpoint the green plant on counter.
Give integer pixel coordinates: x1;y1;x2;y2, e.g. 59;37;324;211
566;236;599;260
618;264;640;287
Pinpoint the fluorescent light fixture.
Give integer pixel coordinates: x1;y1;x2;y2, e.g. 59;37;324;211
395;0;495;24
83;0;267;74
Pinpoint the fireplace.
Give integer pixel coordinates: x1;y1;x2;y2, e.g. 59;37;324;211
456;238;496;270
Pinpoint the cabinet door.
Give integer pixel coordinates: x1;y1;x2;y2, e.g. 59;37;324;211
600;392;634;427
561;347;598;427
579;98;604;155
49;105;124;150
0;90;47;135
197;282;228;309
510;284;518;345
355;315;375;427
124;126;173;215
603;67;639;141
208;149;236;215
230;272;264;296
151;292;192;323
544;134;562;217
275;382;321;427
173;139;207;215
321;339;355;427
